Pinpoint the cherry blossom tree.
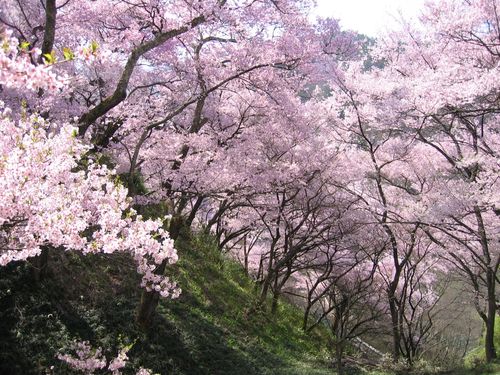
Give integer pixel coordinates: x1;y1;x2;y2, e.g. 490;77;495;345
0;29;179;299
342;0;500;362
1;0;357;328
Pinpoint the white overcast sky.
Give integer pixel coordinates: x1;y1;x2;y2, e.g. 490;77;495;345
312;0;426;36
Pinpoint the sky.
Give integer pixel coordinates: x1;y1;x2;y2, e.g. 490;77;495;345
312;0;426;36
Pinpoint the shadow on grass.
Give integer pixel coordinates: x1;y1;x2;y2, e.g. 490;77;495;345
0;232;332;375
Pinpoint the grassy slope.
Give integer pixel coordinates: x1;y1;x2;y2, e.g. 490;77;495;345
2;229;499;375
460;315;500;375
0;231;333;375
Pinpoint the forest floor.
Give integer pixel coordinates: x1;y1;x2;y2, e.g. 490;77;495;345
0;230;334;374
0;230;498;375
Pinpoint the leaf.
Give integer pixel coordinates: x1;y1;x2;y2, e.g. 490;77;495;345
19;41;30;51
43;50;57;64
90;40;99;55
123;338;138;352
62;47;74;61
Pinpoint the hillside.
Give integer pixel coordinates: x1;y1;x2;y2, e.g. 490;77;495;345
2;230;500;375
0;231;334;375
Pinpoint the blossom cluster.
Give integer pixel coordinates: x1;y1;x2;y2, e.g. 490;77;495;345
0;29;65;91
58;340;154;375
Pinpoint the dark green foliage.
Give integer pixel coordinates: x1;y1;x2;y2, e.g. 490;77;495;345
119;172;148;196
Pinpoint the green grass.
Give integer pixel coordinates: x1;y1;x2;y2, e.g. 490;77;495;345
464;316;500;368
0;230;333;374
142;231;333;374
458;315;500;375
3;230;498;375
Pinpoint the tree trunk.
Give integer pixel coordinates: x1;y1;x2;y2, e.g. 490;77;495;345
135;215;183;330
271;274;280;315
271;291;279;314
243;235;249;275
259;273;272;307
336;343;344;375
485;270;497;362
388;292;401;361
475;207;497;362
136;286;161;330
186;196;204;227
32;246;49;283
39;0;57;64
303;305;311;331
258;244;276;307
